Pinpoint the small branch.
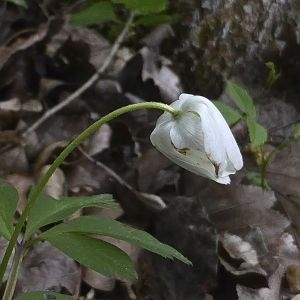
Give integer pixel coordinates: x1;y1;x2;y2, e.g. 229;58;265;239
23;11;135;137
79;147;136;193
79;147;167;210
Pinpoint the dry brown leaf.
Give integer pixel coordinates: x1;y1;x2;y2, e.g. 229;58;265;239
236;264;285;300
0;146;29;176
0;98;21;111
200;184;290;248
82;268;115;292
6;173;34;213
137;148;173;193
34;140;68;172
39;165;65;199
287;265;300;294
16;241;80;296
0;23;49;67
47;24;111;70
139;46;182;103
84;124;112;156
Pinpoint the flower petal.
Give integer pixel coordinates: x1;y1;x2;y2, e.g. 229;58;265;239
201;98;243;171
151;123;231;184
170;112;205;151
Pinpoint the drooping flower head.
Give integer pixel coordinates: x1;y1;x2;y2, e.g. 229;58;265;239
150;94;243;184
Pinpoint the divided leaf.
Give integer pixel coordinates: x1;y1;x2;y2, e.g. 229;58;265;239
111;0;167;13
25;193;118;240
213;101;243;126
71;1;117;27
41;216;191;265
226;80;256;117
44;232;137;279
0;181;18;240
16;291;74;300
246;118;268;146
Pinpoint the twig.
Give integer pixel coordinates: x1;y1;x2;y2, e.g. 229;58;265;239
23;11;135;137
79;147;137;193
79;147;167;210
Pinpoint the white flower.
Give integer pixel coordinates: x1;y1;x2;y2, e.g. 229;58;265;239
150;94;243;184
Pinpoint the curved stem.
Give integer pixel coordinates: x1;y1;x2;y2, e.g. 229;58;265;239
0;102;178;286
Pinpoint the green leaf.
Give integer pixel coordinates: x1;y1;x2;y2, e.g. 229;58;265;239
7;0;27;7
265;61;281;88
213;101;243;126
246;118;268;146
136;14;176;26
0;181;18;240
44;232;137;279
71;1;117;27
111;0;167;13
25;193;118;240
293;123;300;140
226;80;256;117
41;216;191;265
245;171;270;190
16;291;72;300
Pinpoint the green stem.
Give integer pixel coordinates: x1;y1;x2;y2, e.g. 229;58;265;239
0;102;178;287
260;138;293;189
2;246;24;300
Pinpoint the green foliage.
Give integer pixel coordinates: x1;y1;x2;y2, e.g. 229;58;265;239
71;1;117;26
25;193;118;240
213;101;243;126
41;216;191;264
225;80;268;146
0;181;18;240
44;232;137;279
136;14;176;26
111;0;167;13
246;118;268;146
265;62;281;88
226;80;256;117
245;171;270;190
6;0;27;7
16;291;72;300
71;0;170;28
293;123;300;140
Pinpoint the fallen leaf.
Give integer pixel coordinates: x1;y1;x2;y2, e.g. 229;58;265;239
16;241;80;296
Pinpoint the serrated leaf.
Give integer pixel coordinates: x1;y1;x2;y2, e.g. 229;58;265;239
16;291;72;300
226;80;256;117
41;216;191;265
213;101;243;126
111;0;167;13
25;193;118;240
293;123;300;140
71;1;117;27
0;181;18;240
246;118;268;146
7;0;27;7
44;232;136;279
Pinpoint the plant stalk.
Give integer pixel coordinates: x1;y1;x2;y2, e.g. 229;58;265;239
2;245;24;300
0;102;178;287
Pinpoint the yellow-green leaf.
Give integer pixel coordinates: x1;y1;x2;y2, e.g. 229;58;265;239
71;1;117;27
246;118;268;146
